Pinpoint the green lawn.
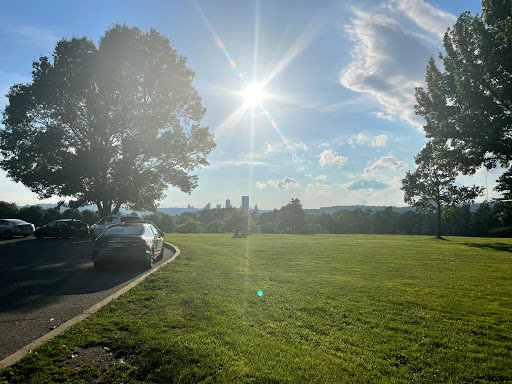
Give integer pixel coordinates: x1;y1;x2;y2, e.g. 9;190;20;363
2;234;512;383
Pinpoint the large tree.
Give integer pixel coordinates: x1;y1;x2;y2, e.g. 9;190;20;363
401;142;483;238
1;24;215;217
277;198;308;234
414;0;512;185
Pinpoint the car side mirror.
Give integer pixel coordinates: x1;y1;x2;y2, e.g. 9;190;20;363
159;231;165;237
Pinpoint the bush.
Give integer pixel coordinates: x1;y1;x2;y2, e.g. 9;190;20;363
206;220;221;233
144;211;175;233
176;220;205;233
81;210;101;225
0;201;18;218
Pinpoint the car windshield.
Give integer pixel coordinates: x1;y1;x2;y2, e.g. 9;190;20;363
9;219;29;225
102;226;144;236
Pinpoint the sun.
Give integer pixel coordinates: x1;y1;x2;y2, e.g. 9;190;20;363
243;83;266;107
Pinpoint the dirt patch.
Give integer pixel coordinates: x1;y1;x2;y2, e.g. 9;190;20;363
63;346;120;369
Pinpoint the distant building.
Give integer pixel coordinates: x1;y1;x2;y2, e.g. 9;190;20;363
226;199;231;208
216;204;221;209
242;196;249;212
205;203;211;210
253;204;259;215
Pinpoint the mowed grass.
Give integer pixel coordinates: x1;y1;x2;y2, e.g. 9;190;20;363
2;234;512;383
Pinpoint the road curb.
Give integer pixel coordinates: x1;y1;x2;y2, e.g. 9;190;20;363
0;242;180;370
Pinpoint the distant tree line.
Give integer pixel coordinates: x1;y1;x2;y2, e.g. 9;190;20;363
2;198;511;237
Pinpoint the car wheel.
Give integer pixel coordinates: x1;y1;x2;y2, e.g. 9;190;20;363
62;231;70;240
157;246;164;261
5;230;12;240
144;250;154;270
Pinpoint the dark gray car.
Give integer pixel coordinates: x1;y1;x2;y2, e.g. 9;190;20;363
91;223;164;271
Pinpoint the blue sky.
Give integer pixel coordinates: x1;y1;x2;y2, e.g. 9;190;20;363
1;0;496;210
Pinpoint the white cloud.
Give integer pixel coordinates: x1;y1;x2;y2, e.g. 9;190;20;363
363;155;408;176
372;112;396;122
306;174;328;180
319;149;348;167
348;132;389;147
389;0;457;39
305;182;333;197
339;6;453;129
342;178;391;190
318;143;330;148
371;134;389;147
258;177;300;190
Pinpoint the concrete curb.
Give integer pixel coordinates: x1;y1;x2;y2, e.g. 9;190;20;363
0;242;180;370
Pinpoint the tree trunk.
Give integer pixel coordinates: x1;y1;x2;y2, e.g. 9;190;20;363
96;200;112;218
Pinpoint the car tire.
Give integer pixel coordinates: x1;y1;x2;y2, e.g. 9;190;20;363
157;246;164;261
144;250;154;270
36;234;43;240
5;230;12;240
62;231;70;240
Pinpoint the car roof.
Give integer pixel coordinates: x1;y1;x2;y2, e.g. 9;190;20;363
2;219;30;224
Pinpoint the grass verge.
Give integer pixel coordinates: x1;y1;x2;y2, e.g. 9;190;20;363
1;234;511;383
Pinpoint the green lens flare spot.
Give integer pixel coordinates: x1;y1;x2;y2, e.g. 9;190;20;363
258;291;263;297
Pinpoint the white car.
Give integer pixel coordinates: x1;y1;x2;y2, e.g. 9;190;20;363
0;219;35;239
89;215;141;240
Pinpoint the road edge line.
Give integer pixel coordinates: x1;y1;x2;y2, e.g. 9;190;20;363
0;242;180;370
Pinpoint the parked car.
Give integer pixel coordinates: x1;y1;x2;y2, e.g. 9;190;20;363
91;222;164;271
35;219;89;239
0;219;35;239
89;214;141;240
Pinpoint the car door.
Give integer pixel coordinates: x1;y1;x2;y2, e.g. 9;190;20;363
44;221;58;236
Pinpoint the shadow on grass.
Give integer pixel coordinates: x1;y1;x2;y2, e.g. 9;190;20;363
462;242;512;253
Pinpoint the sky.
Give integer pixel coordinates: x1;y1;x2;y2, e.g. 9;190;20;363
0;0;498;210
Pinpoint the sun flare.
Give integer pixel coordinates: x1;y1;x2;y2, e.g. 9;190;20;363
243;83;265;107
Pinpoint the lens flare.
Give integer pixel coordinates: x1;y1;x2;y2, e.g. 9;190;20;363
258;290;263;296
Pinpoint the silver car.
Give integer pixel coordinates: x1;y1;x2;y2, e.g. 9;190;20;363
89;215;141;240
0;219;35;239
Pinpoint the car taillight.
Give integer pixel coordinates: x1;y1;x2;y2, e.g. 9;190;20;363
131;237;147;246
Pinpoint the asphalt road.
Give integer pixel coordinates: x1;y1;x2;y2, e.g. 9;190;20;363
0;236;173;360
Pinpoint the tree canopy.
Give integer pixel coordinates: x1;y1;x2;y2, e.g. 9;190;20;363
1;24;215;217
401;142;483;238
277;198;308;234
414;0;512;179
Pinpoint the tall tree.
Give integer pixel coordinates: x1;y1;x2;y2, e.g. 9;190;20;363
415;0;512;187
277;198;308;234
401;142;483;238
1;24;215;217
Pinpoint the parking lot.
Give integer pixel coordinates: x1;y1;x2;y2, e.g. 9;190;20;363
0;236;173;360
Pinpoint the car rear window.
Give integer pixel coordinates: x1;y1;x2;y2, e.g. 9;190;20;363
103;226;144;236
121;217;141;223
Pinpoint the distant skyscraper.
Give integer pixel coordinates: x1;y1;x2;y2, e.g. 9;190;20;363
226;199;231;208
205;203;211;210
216;204;221;209
242;196;249;212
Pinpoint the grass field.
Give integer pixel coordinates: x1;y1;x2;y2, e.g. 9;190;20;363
1;234;512;383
